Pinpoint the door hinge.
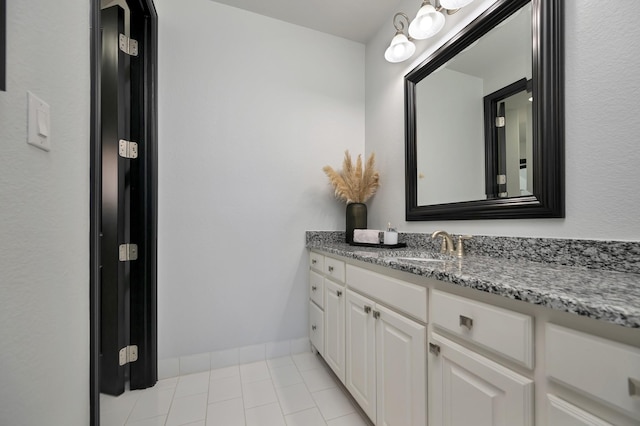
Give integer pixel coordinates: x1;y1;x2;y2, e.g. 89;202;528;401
119;345;139;366
119;34;139;56
119;139;139;159
495;116;505;128
497;174;506;185
119;243;139;261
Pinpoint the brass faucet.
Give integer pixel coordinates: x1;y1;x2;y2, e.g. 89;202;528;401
431;231;472;257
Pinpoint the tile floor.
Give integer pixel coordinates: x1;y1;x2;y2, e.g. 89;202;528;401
100;351;373;426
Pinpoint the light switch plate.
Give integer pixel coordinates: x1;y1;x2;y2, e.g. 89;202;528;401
27;91;51;151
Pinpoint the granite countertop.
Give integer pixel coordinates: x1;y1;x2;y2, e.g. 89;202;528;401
307;241;640;329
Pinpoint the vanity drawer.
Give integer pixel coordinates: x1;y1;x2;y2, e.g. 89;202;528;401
547;394;613;426
346;265;427;323
325;256;345;283
431;290;534;368
309;301;324;356
309;270;324;308
310;251;324;272
546;323;640;419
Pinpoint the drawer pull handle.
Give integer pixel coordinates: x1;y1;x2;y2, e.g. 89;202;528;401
364;305;372;314
312;259;317;265
311;286;317;291
312;325;317;331
630;377;640;397
336;290;342;297
429;343;441;356
373;310;380;319
459;315;474;330
328;266;334;272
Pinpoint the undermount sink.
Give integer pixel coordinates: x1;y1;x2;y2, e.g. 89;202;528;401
385;256;450;264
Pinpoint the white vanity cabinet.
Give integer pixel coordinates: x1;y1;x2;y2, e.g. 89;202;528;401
429;291;534;426
545;324;640;424
307;249;640;426
345;266;427;426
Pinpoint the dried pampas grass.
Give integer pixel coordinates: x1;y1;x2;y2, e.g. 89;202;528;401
323;150;380;204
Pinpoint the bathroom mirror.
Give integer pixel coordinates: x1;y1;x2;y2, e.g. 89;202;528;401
405;0;564;220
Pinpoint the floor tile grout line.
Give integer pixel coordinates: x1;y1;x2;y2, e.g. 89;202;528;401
161;375;178;426
106;350;369;426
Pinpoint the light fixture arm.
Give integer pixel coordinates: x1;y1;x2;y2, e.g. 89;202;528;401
392;12;412;36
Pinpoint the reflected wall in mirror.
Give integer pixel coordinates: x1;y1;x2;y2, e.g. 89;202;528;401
405;0;564;220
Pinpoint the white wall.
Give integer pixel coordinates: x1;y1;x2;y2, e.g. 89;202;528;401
155;0;365;359
0;0;90;424
416;69;484;205
366;0;640;240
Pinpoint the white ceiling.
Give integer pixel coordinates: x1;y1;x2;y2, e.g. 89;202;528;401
210;0;406;44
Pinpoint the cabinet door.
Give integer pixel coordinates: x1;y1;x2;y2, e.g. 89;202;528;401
345;290;376;422
324;278;345;382
376;304;426;426
309;301;324;356
429;333;533;426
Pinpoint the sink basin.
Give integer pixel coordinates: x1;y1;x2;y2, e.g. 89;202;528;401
385;256;449;264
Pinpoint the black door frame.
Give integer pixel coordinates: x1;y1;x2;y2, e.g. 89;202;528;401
90;0;157;423
483;78;530;199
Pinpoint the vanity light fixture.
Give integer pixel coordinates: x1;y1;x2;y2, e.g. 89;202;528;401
385;0;475;63
384;13;416;63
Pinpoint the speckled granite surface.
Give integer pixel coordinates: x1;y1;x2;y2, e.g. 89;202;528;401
306;231;640;274
306;231;640;328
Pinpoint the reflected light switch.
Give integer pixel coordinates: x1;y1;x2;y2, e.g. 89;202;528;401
27;91;51;151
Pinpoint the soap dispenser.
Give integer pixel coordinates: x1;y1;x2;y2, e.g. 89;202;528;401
384;223;398;245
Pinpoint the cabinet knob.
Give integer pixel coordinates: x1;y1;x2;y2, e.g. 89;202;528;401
311;286;317;291
312;325;317;331
459;315;474;330
336;290;342;297
630;377;640;397
364;305;372;314
328;266;334;272
373;310;380;319
429;343;441;356
312;259;317;265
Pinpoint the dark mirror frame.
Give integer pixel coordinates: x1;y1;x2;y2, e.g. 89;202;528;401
405;0;564;221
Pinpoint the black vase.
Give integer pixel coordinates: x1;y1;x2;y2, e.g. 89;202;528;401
345;203;367;243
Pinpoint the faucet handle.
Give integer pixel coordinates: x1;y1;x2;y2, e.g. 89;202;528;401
455;235;473;257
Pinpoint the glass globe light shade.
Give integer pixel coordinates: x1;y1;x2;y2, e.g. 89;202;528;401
408;4;445;39
384;33;416;63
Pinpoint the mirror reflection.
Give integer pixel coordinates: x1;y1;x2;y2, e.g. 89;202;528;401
484;78;533;199
415;3;531;206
